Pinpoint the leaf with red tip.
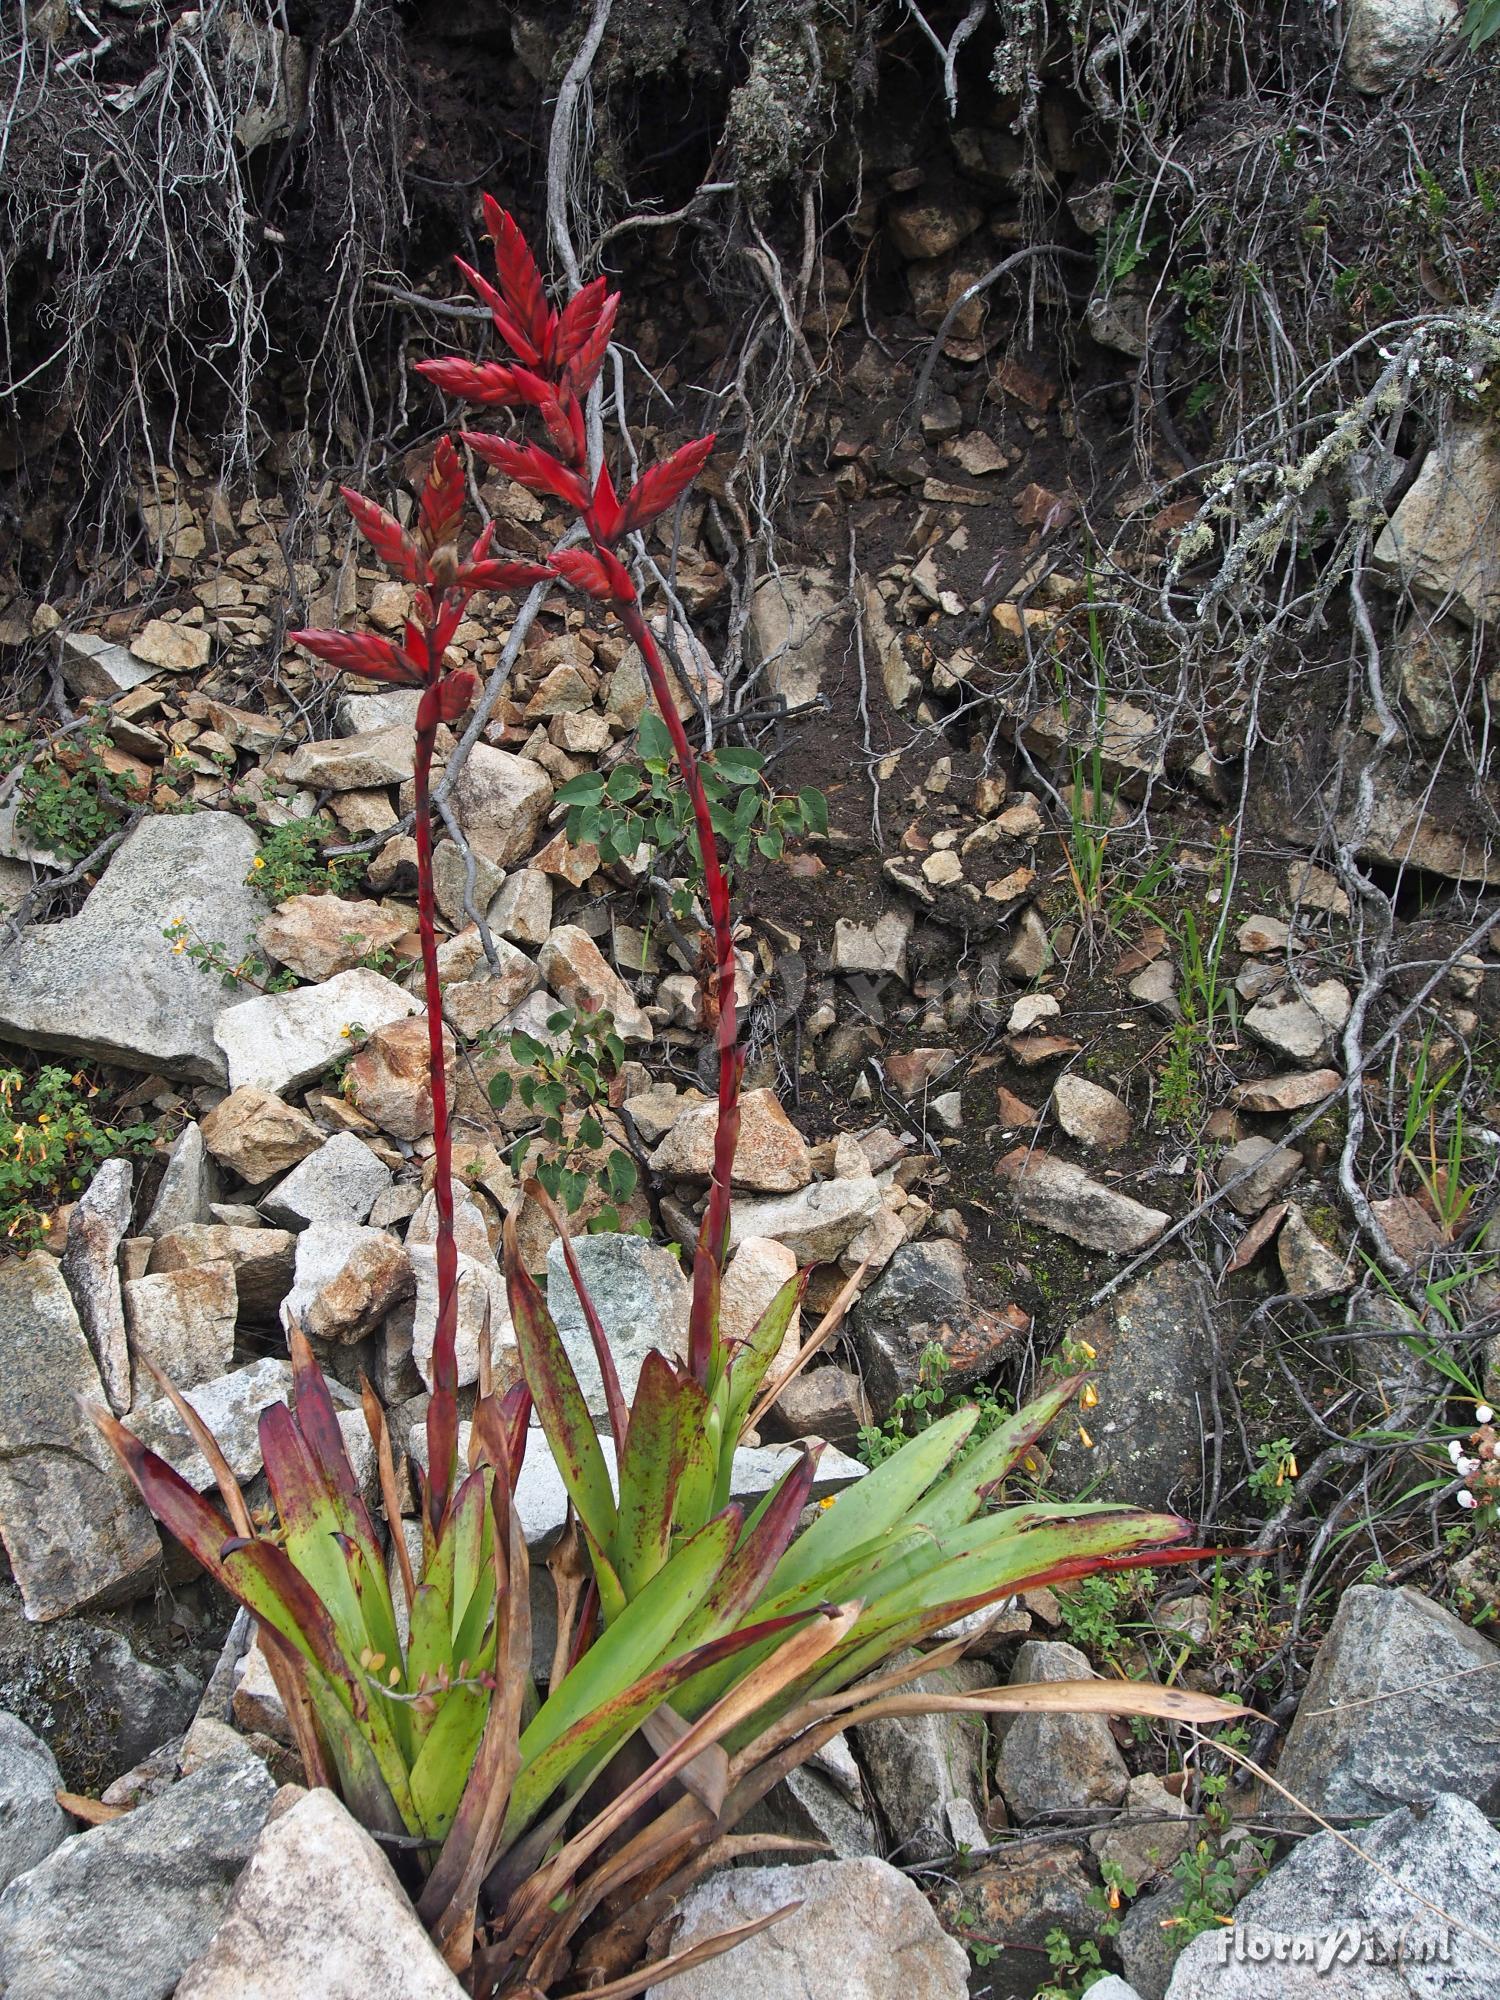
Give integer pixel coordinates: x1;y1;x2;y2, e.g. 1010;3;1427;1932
562;286;620;398
287;1324;382;1555
460;434;589;513
619;434;716;535
90;1404;236;1585
484;197;554;364
414;356;529;406
554;276;611;370
419;437;467;557
340;487;422;583
453;257;519;345
288;628;424;686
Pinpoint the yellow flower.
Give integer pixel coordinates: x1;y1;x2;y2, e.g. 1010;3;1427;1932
1080;1382;1100;1410
251;856;266;871
818;1496;837;1511
1077;1424;1094;1448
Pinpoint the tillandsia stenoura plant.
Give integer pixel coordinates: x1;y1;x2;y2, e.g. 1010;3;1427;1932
92;203;1246;1997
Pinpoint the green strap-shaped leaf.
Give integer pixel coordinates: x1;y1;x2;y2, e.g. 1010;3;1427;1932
611;1350;690;1598
505;1216;617;1556
721;1270;807;1447
767;1405;978;1599
408;1682;491;1842
910;1376;1083;1536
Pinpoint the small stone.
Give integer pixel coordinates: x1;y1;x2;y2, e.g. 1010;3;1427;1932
130;617;212;673
720;1236;801;1373
0;1713;68;1892
546;1234;690;1420
853;1653;996;1862
1128;958;1179;1015
888;198;983;261
59;1159;134;1414
763;1363;871;1453
437;942;542;1044
998;1151;1168;1254
884;1048;954;1098
430;841;504;930
1236;914;1291;953
1052;1074;1132;1151
284;725;416;791
448;745;554;866
1229;1068;1340;1114
1244;994;1335;1065
1215;1135;1303;1215
932;1844;1103;1967
1008;993;1060;1034
214;969;420;1096
256;895;410;983
58;633;156;699
644;1857;968;2000
650;1086;812;1192
1278;1204;1353;1295
729;1176;884;1264
996;1638;1129;1820
537;925;650;1040
279;1223;412;1343
1344;0;1462;94
1287;862;1350;916
201;1087;325;1184
148;1225;295;1324
853;1241;1023;1412
832;910;911;982
1090;1772;1196;1886
1003;906;1052;981
122;1263;237;1395
921;849;963;888
0;1257;160;1620
344;1015;458;1142
145;1121;220;1237
259;1133;392;1230
487;868;552;946
174;1787;466;2000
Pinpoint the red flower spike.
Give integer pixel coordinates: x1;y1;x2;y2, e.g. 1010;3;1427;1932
452;257;519;344
288;628;424;686
483;197;555;363
619;434;717;536
555;277;616;372
419;437;467;557
340;488;423;584
434;669;479;722
459;556;554;592
414;356;528;407
550;547;630;603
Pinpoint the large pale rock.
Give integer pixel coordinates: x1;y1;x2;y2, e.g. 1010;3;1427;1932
832;909;911;980
408;1190;514;1391
650;1086;812;1191
1052;1074;1132;1151
0;1257;159;1620
546;1234;690;1419
1164;1793;1500;1999
1244;995;1337;1065
995;1639;1130;1821
430;839;504;929
59;1158;134;1413
148;1223;296;1323
259;1133;392;1229
0;1757;276;2000
750;569;845;708
257;894;410;983
645;1856;968;2000
537;925;651;1040
123;1263;237;1395
1374;422;1500;624
284;724;415;790
175;1787;466;1999
447;745;553;866
728;1175;883;1263
201;1087;324;1183
214;968;420;1095
144;1120;220;1235
0;813;263;1081
280;1223;412;1343
435;942;540;1045
853;1653;997;1860
345;1014;457;1141
0;1711;69;1891
1273;1584;1500;1819
1215;1135;1303;1215
487;867;552;946
1343;0;1461;93
998;1150;1168;1254
1045;1264;1218;1508
58;632;155;699
127;1358;294;1489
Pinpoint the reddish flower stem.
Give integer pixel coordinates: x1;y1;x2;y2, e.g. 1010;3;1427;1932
616;602;741;1385
414;691;460;1530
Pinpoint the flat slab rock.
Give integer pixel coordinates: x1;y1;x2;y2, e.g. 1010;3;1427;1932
645;1856;969;2000
0;1756;276;2000
176;1786;465;1999
0;1256;159;1621
997;1149;1168;1254
0;812;263;1082
214;967;419;1095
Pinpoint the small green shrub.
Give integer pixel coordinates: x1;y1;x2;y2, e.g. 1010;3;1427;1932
858;1343;1014;1467
0;1065;159;1249
486;1005;642;1226
249;814;365;903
